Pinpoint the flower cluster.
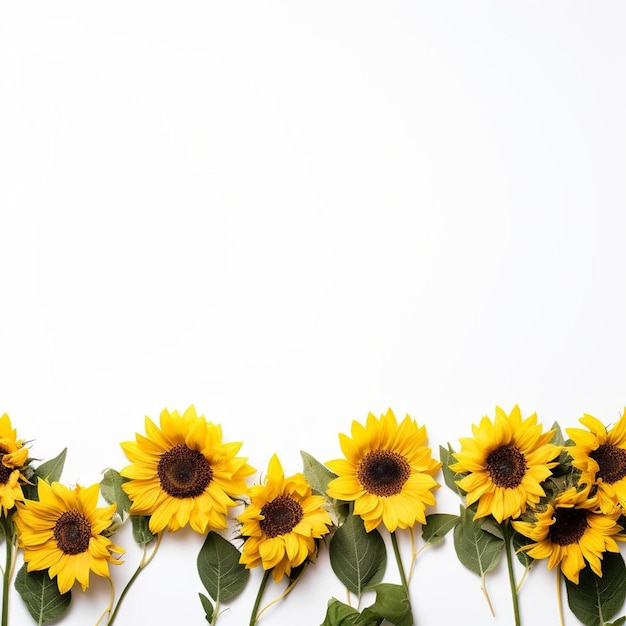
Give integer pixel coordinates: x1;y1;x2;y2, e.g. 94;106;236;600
444;405;626;626
3;404;626;626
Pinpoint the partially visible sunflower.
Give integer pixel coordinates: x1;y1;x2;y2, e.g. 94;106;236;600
120;405;255;534
238;454;332;581
566;410;626;514
325;409;441;532
512;486;624;584
14;480;123;593
450;405;561;523
0;412;29;515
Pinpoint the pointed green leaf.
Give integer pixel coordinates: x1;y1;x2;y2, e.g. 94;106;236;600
301;450;349;522
198;593;214;623
357;583;413;626
453;505;504;578
131;515;155;545
422;513;459;546
22;450;68;501
549;421;566;446
329;514;386;597
14;564;71;624
321;598;361;625
301;450;337;496
606;618;626;626
100;469;132;516
565;552;626;626
197;531;249;603
439;444;465;496
34;449;67;483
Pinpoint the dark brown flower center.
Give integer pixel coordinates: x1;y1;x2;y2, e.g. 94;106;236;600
157;444;212;498
548;508;588;546
486;446;527;488
259;495;303;538
590;444;626;484
54;510;92;555
357;450;411;497
0;447;11;485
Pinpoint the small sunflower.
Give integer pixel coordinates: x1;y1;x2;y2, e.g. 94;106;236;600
120;405;255;534
450;405;560;523
325;409;441;532
512;486;624;584
566;410;626;514
238;454;332;581
0;412;29;515
14;480;123;594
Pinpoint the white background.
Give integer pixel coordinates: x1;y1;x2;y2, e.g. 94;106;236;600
1;2;626;625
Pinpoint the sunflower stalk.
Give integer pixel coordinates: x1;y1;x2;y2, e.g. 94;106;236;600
502;521;521;626
104;531;162;626
390;531;413;620
1;516;15;626
249;569;271;626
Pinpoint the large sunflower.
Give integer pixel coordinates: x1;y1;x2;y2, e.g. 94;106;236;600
325;409;441;532
238;454;332;581
512;486;624;584
120;405;255;534
450;405;560;523
14;480;123;593
0;412;29;515
566;411;626;514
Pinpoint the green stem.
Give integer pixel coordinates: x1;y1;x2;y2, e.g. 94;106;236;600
210;600;220;626
106;533;161;626
503;521;521;626
1;517;14;626
249;570;271;626
390;531;413;618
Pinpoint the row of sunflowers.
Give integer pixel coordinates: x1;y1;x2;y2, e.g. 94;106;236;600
1;405;626;626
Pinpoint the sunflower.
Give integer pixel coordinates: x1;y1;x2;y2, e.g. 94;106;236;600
449;405;560;523
14;480;123;593
325;409;441;533
238;454;332;581
566;410;626;514
120;405;255;534
512;486;624;584
0;412;29;515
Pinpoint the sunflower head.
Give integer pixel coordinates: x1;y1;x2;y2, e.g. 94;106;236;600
120;405;255;534
325;409;441;533
238;454;332;582
14;480;124;593
449;405;561;523
512;486;625;584
0;412;30;515
566;410;626;514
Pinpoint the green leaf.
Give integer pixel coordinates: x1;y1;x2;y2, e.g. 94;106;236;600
301;450;337;496
198;593;214;623
131;515;155;545
422;513;459;546
100;469;132;516
22;449;68;501
14;564;71;625
301;450;349;522
453;505;503;579
549;421;566;446
439;444;465;496
320;598;361;626
606;619;626;626
357;583;412;626
329;514;386;597
197;531;249;603
565;551;626;626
